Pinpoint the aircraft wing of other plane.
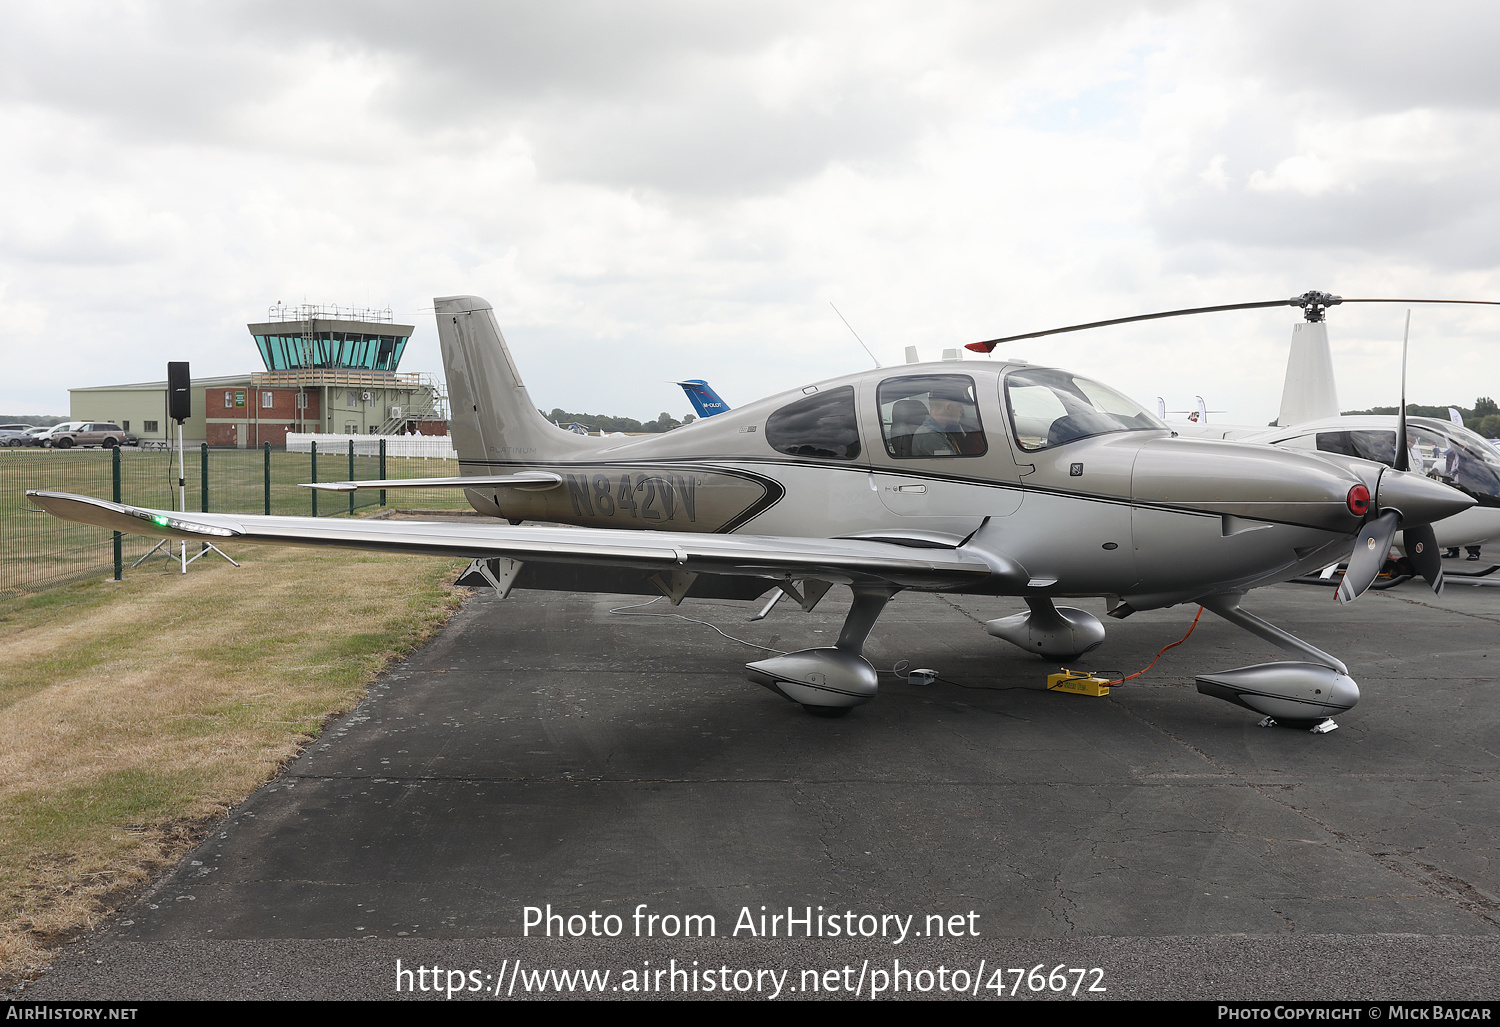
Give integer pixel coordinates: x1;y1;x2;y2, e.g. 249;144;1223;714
301;471;562;493
26;491;1008;592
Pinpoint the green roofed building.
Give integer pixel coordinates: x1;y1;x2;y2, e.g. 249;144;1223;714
70;304;448;447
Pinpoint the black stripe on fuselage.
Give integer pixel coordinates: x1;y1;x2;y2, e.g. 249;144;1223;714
458;459;788;534
453;454;1344;530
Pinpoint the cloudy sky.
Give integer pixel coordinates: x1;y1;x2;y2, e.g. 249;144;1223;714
4;0;1500;423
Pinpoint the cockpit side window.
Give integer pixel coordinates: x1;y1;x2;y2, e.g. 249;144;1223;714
876;375;987;459
765;386;862;460
1316;430;1395;463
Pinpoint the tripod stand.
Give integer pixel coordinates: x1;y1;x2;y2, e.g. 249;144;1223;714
131;418;238;573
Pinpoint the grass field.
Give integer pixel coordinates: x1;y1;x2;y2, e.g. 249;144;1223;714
0;533;469;990
1;447;472;599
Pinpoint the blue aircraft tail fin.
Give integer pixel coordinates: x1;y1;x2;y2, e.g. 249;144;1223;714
675;379;730;418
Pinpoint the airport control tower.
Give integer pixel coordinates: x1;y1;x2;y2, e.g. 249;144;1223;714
71;303;448;449
246;303;445;438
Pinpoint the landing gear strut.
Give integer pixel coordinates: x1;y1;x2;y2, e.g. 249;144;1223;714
1194;592;1360;727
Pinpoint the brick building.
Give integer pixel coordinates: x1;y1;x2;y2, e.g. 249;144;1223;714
70;305;447;446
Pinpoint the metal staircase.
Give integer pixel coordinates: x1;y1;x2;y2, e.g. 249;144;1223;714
375;372;447;434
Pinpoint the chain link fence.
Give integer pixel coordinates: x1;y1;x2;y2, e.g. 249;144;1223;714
2;441;465;600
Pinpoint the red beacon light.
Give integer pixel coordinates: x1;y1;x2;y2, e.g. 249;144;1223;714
1347;484;1371;516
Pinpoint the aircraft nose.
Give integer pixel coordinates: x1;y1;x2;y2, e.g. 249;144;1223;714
1376;467;1475;525
1132;437;1368;532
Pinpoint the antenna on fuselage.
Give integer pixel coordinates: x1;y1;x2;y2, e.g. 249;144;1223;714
830;303;881;368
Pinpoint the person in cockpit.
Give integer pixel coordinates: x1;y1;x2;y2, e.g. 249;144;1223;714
910;382;983;458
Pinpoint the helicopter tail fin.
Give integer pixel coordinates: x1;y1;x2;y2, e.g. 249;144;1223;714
434;295;597;466
1276;320;1341;426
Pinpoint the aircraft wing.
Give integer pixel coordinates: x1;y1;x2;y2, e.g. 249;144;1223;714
26;491;1009;591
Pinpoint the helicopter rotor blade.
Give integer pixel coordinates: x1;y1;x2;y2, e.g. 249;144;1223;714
966;298;1305;352
967;292;1500;353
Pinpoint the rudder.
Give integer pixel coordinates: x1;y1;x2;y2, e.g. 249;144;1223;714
434;295;598;467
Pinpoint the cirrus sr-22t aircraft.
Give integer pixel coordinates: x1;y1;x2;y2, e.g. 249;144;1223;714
29;294;1475;730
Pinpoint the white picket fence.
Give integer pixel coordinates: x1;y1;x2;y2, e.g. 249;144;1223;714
284;433;456;459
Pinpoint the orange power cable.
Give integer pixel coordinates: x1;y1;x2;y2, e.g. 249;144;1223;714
1106;606;1204;685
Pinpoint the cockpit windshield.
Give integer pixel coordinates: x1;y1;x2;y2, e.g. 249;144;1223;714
1004;368;1166;452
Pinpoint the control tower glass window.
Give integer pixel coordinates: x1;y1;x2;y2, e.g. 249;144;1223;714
254;332;409;372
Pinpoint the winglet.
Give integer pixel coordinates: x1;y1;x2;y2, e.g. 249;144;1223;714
26;491;244;538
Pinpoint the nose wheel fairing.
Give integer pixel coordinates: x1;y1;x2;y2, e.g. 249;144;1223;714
1193;592;1360;727
1195;662;1360;723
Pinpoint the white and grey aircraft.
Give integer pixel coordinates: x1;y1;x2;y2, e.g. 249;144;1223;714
29;294;1475;728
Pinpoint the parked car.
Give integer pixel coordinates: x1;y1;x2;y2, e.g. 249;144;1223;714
38;422;138;449
22;426;52;446
0;423;36;446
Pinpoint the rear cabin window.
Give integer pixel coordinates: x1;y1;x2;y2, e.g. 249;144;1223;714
765;386;862;460
877;374;986;459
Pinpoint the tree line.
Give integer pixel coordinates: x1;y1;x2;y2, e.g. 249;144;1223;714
542;408;696;434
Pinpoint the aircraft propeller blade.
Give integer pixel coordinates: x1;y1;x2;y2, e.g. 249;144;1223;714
1403;523;1445;596
1337;510;1400;605
1393;310;1412;472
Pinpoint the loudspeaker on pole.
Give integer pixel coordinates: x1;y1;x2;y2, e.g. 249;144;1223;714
168;362;191;423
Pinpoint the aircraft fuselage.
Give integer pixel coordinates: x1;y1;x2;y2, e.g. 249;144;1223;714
454;359;1394;610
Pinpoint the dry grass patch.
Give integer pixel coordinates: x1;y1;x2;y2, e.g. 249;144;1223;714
0;540;467;990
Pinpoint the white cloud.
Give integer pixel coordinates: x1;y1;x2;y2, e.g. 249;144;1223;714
1;0;1498;425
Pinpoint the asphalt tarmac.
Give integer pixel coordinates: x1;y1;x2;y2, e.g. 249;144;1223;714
16;560;1500;1001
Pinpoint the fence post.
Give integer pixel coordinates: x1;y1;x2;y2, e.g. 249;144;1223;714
263;442;271;516
200;442;209;553
379;438;386;507
112;446;122;581
311;440;318;517
348;438;355;516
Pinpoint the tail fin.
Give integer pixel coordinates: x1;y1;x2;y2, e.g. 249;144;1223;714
434;296;597;466
1276;321;1340;426
675;379;730;418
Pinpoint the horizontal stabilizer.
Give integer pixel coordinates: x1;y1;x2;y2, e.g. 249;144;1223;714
299;472;563;493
